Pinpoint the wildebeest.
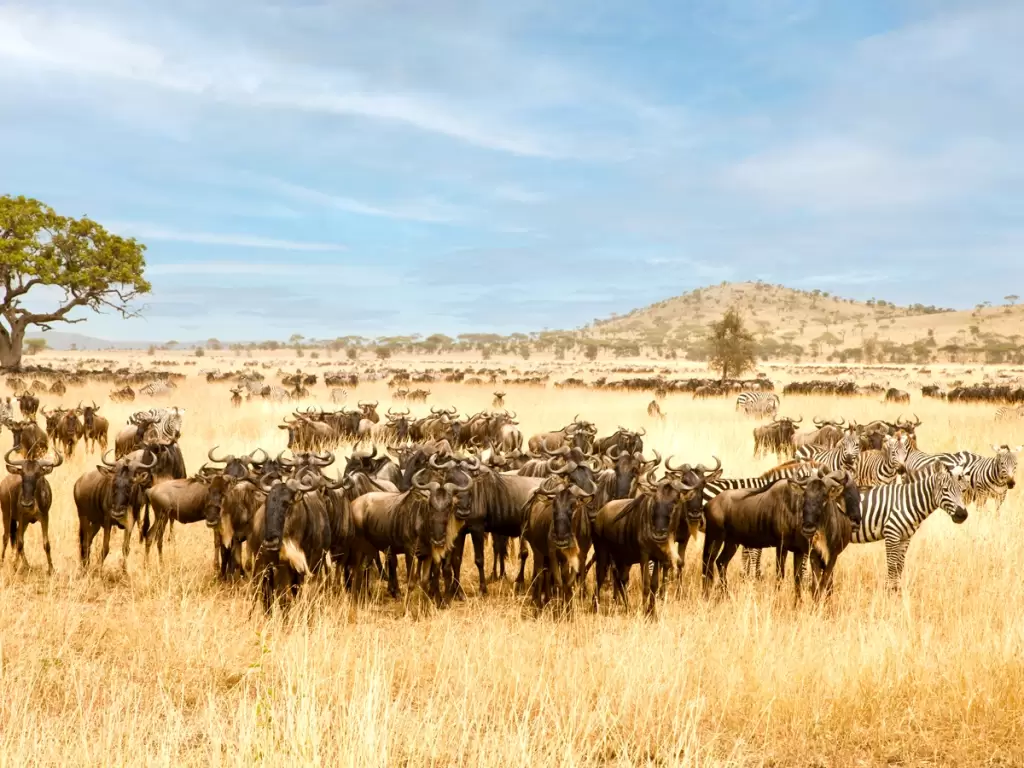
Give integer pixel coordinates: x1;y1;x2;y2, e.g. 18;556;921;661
80;402;109;453
74;449;158;570
884;388;911;404
349;466;472;603
522;476;595;610
492;392;506;408
110;385;135;403
753;416;801;459
9;420;48;459
792;417;845;450
647;400;664;419
594;426;645;457
144;468;233;563
0;449;62;573
55;408;83;458
248;469;338;613
279;412;337;452
592;470;698;615
230;387;244;407
701;471;847;602
17;391;39;420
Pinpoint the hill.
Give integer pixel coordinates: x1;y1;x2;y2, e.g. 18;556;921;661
584;282;1024;364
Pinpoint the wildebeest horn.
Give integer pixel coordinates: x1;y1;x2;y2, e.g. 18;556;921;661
246;448;268;466
310;451;335;467
636;427;646;437
548;457;573;475
665;455;687;473
412;468;438;491
913;413;921;426
41;451;64;470
813;417;824;427
4;449;25;467
277;451;296;468
135;450;158;470
793;415;803;424
447;473;473;492
542;436;570;457
608;445;622;460
101;449;117;467
506;410;517;420
208;446;232;463
92;401;100;411
259;475;278;493
695;456;722;475
429;453;456;470
460;455;481;472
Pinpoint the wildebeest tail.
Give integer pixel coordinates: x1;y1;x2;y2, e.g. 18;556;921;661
140;503;151;542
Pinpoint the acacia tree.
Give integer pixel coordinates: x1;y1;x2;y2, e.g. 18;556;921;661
708;308;756;381
0;195;149;369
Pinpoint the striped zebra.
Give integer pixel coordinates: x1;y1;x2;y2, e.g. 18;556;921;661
909;445;1021;508
795;430;860;472
139;380;176;397
704;460;825;578
736;391;780;418
329;388;348;404
261;386;289;402
995;405;1024;421
853;434;909;489
851;466;969;590
0;396;13;425
131;407;185;442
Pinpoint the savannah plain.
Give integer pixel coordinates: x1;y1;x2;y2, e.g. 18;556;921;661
2;339;1023;768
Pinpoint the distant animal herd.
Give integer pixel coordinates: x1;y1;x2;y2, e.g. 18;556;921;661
1;365;1020;617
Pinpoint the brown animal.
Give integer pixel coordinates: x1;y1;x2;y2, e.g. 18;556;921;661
592;471;698;615
144;470;233;563
80;402;109;453
701;471;846;602
753;416;801;459
647;400;664;419
522;476;595;610
1;449;62;573
9;420;48;459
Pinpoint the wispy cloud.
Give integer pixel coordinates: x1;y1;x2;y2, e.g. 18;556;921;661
114;224;346;252
263;178;466;224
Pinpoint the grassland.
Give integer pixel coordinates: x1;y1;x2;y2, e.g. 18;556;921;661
1;357;1023;766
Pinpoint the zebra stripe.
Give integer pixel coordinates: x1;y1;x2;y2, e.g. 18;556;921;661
795;432;860;472
853;435;909;488
132;407;184;442
911;446;1021;508
851;468;969;589
995;405;1024;421
736;392;780;417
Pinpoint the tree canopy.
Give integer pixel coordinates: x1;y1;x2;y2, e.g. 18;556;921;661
0;195;150;368
708;308;756;381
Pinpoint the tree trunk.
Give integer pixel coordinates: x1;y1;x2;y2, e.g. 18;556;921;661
0;322;26;371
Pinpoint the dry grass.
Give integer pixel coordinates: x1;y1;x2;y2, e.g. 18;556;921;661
2;365;1024;767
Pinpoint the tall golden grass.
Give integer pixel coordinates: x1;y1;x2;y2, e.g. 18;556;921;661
1;367;1022;766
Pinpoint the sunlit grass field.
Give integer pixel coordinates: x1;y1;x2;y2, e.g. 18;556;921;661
1;367;1023;766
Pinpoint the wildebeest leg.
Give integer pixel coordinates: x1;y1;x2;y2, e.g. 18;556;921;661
446;528;469;601
1;513;10;563
121;514;136;572
39;514;53;575
791;551;805;605
514;537;529;594
593;547;609;613
99;523;113;568
774;546;787;583
701;536;724;596
471;529;487;596
14;514;29;571
387;551;401;598
645;562;659;616
614;560;630;611
715;541;740;592
79;520;94;569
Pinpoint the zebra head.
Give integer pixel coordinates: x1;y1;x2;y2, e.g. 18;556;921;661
839;429;861;469
932;465;969;524
886;433;911;473
991;445;1023;489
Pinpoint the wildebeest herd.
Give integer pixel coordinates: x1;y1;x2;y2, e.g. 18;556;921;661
0;374;1020;620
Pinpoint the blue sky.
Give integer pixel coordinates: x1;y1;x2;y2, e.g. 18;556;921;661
1;0;1021;341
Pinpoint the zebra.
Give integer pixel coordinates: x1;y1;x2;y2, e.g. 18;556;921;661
995;405;1024;421
704;460;825;578
795;429;860;473
138;380;176;397
908;445;1021;508
130;406;185;442
852;433;909;489
260;385;289;402
736;391;779;418
329;388;348;404
851;465;969;590
0;396;13;426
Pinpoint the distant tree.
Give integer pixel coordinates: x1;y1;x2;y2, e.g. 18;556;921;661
70;342;77;351
1006;295;1019;305
194;347;205;357
166;340;179;349
374;346;392;360
24;338;47;355
289;333;304;346
207;337;222;350
583;343;599;361
346;347;359;361
0;195;150;369
707;309;756;381
146;344;156;356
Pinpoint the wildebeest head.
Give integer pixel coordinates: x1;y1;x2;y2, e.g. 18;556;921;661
427;452;478;520
259;471;319;551
4;448;62;508
386;407;411;441
791;472;844;539
607;446;659;500
42;406;65;437
665;455;723;525
773;415;802;442
543;442;600;497
636;470;699;544
358;400;380;423
991;444;1022;489
412;467;471;561
536;476;593;549
194;466;232;527
81;401;100;429
830;470;862;525
207;446;262;481
100;448;157;520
